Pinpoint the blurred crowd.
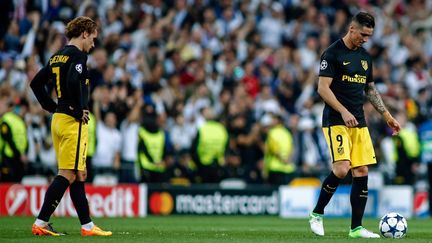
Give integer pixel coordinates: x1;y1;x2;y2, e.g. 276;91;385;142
0;0;432;186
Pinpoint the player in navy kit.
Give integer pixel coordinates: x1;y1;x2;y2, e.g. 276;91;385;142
30;16;111;236
309;12;401;238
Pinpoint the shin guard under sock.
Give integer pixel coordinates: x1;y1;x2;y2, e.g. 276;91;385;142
37;175;70;222
70;181;91;225
313;171;342;214
351;176;368;229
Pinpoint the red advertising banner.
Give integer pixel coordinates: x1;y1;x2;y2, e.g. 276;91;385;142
414;191;429;218
0;184;147;217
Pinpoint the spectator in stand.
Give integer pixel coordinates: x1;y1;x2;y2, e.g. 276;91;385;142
257;2;285;49
254;85;281;120
227;112;263;183
25;103;56;179
119;90;142;183
91;88;121;178
169;113;195;154
404;56;430;99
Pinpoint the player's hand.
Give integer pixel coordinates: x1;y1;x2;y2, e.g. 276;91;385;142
383;111;401;136
341;110;358;127
82;110;90;124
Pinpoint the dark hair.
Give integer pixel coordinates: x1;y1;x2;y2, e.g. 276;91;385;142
352;12;375;28
0;87;11;99
65;16;98;39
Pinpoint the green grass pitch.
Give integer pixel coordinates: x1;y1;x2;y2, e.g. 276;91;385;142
1;216;432;242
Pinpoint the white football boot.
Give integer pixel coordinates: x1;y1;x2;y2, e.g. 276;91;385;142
348;226;380;238
309;212;324;236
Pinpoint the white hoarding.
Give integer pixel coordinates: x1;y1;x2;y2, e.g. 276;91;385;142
279;186;316;218
378;186;413;218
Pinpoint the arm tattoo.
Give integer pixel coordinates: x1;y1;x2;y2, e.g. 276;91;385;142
365;82;387;114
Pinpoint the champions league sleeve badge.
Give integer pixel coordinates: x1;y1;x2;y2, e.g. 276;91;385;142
320;60;328;70
75;64;83;73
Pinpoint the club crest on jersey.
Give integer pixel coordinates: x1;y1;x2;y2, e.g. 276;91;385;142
361;60;368;71
75;64;82;73
320;60;328;70
337;147;344;155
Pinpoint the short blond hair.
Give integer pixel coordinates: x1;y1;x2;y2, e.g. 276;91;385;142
65;16;98;39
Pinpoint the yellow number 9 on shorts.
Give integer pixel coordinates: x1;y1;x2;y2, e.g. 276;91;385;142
322;125;377;168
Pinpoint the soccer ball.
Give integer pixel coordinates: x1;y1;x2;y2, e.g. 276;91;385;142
379;212;408;238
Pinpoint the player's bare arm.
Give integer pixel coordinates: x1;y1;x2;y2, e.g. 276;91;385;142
318;76;358;127
364;82;386;114
365;82;401;135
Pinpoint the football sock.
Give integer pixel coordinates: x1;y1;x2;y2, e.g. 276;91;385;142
34;218;48;227
70;181;92;225
350;176;368;229
37;175;70;222
313;171;342;214
82;221;95;230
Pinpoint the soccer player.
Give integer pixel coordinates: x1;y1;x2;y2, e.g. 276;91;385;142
309;12;401;238
30;16;112;236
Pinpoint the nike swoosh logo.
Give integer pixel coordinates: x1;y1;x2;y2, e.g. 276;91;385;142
343;62;350;65
326;185;336;190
